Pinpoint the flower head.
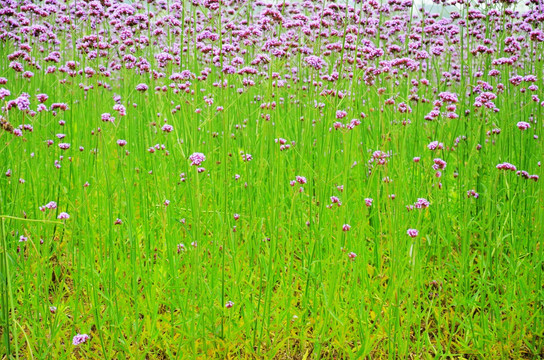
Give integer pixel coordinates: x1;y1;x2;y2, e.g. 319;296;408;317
427;141;444;151
57;212;70;219
136;83;148;92
517;121;530;130
72;334;90;346
407;229;419;238
161;124;174;132
241;153;253;162
189;152;206;166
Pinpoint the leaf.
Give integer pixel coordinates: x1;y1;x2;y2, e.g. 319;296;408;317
367;264;375;277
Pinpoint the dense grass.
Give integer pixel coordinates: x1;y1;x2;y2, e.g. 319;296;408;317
0;0;543;358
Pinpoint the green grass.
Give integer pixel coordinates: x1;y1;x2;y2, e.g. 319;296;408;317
0;1;543;359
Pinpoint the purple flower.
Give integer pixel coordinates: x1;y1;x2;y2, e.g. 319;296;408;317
414;198;430;209
0;88;11;100
371;150;391;165
161;124;173;132
330;196;342;206
117;139;127;147
189;152;206;166
101;113;114;123
40;201;57;211
336;110;347;119
427;141;444;151
72;334;90;346
136;83;148;92
433;158;447;170
15;94;31;111
241;153;253;162
57;212;70;219
517;122;530;130
496;162;517;171
304;55;326;70
407;229;419;238
438;92;459;103
333;121;344;130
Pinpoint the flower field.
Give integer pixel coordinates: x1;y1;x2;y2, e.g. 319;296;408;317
0;0;543;358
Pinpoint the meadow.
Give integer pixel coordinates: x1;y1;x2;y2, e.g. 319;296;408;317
0;0;543;358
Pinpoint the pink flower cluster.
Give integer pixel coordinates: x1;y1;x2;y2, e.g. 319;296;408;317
496;162;517;171
39;201;57;211
72;334;90;346
189;152;206;166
